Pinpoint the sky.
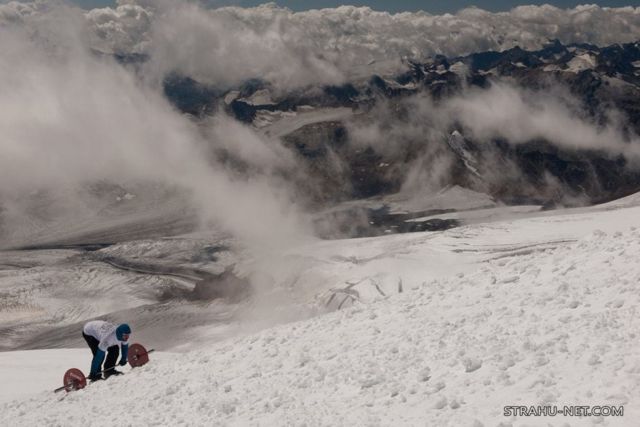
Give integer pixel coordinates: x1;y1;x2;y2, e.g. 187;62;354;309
72;1;639;14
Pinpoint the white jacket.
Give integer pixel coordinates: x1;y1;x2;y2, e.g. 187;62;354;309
83;320;127;352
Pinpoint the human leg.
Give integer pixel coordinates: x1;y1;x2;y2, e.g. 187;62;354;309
103;345;120;378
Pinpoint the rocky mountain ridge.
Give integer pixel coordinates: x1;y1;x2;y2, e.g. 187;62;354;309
162;40;640;210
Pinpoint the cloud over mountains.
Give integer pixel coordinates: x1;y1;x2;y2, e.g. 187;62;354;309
4;1;640;88
92;2;640;87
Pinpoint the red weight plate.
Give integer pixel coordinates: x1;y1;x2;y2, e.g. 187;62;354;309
128;343;149;367
63;368;87;392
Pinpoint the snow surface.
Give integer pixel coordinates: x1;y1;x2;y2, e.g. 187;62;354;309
565;53;597;73
238;89;275;106
407;204;542;224
0;349;171;405
446;131;481;178
1;200;640;425
256;107;353;140
384;185;497;215
0;349;87;404
0;184;195;250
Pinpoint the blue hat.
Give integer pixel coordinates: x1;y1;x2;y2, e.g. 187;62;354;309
116;324;131;340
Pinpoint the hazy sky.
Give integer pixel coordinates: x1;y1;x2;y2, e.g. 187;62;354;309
72;1;639;14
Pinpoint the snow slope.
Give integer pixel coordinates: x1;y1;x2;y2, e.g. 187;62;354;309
0;349;88;404
0;349;172;405
256;107;353;140
1;201;639;426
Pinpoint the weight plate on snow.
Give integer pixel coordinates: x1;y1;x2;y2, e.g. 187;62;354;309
128;343;149;367
63;368;87;392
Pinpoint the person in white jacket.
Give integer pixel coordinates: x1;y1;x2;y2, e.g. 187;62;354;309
82;320;131;381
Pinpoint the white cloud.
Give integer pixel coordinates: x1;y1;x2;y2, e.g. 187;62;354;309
5;2;640;89
0;6;310;249
203;114;296;174
0;1;38;23
342;81;640;200
77;2;640;88
85;2;152;54
444;82;640;158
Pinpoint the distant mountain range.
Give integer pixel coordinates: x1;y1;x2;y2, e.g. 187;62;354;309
158;40;640;212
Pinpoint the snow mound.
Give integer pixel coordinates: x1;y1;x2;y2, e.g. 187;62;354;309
565;53;597;73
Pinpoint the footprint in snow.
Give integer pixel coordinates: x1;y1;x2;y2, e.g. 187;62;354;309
433;396;447;409
463;358;482;373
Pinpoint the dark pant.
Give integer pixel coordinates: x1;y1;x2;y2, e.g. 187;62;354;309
82;332;119;376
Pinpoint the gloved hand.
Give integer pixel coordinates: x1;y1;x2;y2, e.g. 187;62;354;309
119;358;127;366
